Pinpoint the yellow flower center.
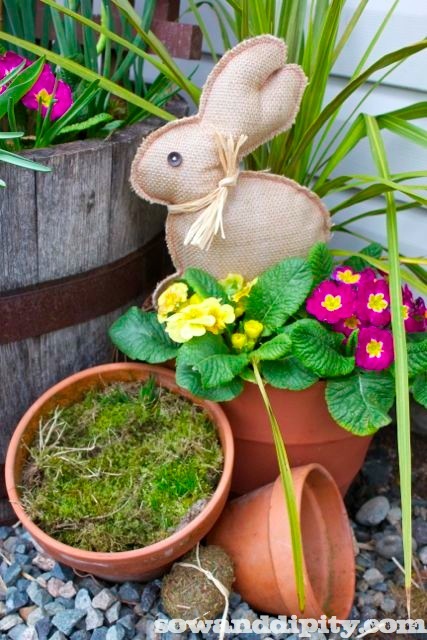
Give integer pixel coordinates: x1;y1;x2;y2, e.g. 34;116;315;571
344;316;360;330
367;293;388;313
366;339;383;359
321;294;342;312
36;88;53;108
337;269;360;284
402;304;409;320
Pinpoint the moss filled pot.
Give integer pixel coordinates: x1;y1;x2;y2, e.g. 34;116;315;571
5;363;234;582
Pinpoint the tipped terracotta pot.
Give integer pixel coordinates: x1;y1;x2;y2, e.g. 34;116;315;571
208;463;355;617
5;363;234;582
222;381;372;495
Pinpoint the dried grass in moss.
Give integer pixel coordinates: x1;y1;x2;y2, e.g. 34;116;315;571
20;379;223;553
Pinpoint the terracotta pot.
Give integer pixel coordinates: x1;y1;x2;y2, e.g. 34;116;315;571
208;464;355;617
222;381;372;495
5;363;234;582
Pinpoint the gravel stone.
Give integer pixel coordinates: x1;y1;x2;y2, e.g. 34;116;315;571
117;613;135;632
106;625;126;640
0;613;23;631
8;624;28;640
44;601;66;616
19;628;38;640
50;633;68;640
140;583;159;613
35;617;53;640
32;554;55;572
91;628;108;640
86;606;105;631
71;633;90;640
51;564;74;581
3;563;22;586
75;589;93;612
52;609;87;635
47;578;66;597
386;506;402;526
59;580;77;598
356;496;390;526
92;589;117;611
413;519;427;546
5;587;29;611
0;526;13;540
105;602;121;624
375;534;404;559
419;545;427;564
380;596;396;614
26;606;46;626
118;582;140;603
27;581;52;607
363;567;384;586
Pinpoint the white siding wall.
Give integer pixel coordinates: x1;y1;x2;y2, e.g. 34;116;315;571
139;0;427;257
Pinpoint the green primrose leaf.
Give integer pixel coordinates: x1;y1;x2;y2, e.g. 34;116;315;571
176;361;243;401
251;333;292;361
291;319;354;377
412;373;427;408
344;242;383;271
183;268;227;300
262;356;319;391
246;257;313;332
407;338;427;377
109;307;178;363
177;333;248;389
326;370;395;435
307;242;334;286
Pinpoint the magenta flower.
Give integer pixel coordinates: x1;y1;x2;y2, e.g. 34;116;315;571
334;315;362;337
0;51;28;94
356;327;394;371
357;278;391;327
307;281;355;324
359;268;377;285
402;285;427;333
332;266;361;285
22;65;73;121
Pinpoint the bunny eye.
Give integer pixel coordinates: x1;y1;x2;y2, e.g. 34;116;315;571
167;151;182;167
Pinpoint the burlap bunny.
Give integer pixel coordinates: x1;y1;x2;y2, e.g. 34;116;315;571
131;35;331;294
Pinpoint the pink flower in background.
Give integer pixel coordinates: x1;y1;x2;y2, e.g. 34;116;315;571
356;327;394;371
402;285;427;332
22;65;73;120
332;266;361;285
0;51;28;94
357;278;391;327
307;281;355;324
359;268;377;285
334;315;363;337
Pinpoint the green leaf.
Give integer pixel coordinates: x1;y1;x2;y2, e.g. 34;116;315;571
262;356;318;391
412;373;427;408
177;333;248;389
0;57;45;119
326;370;395;435
407;339;427;377
307;242;333;286
291;319;354;377
0;149;50;172
176;361;243;401
246;258;313;332
183;268;226;301
59;112;113;135
252;333;292;361
345;243;383;271
109;307;178;363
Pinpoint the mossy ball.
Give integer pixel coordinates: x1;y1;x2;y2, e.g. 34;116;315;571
161;545;234;620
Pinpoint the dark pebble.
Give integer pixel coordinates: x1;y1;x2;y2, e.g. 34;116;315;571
3;563;22;586
35;617;53;640
140;582;160;613
413;518;427;546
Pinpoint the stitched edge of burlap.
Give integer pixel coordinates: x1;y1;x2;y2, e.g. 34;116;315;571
130;35;307;205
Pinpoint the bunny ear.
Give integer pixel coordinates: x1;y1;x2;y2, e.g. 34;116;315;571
199;35;307;155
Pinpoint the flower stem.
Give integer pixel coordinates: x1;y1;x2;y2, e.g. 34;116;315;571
252;359;306;611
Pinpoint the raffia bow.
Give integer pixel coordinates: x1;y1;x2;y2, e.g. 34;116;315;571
168;132;248;251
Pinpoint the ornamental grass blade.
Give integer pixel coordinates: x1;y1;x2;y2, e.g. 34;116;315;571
365;114;413;610
252;361;305;612
0;31;175;122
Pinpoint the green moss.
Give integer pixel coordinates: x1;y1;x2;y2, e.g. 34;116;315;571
21;379;223;553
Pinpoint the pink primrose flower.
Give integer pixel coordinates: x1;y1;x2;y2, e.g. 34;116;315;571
22;65;73;120
307;281;355;324
357;278;391;327
356;326;394;371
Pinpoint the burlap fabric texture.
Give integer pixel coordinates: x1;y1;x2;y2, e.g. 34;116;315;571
131;34;331;288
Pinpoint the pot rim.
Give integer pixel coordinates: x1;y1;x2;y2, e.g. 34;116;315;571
5;362;234;562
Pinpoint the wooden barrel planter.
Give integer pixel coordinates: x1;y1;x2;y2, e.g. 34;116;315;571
0;101;186;523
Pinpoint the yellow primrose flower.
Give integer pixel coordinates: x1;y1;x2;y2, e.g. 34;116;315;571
244;320;264;340
232;277;258;303
189;293;203;305
219;273;244;297
231;333;247;350
157;282;188;322
234;304;246;318
165;303;216;343
199;298;235;334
